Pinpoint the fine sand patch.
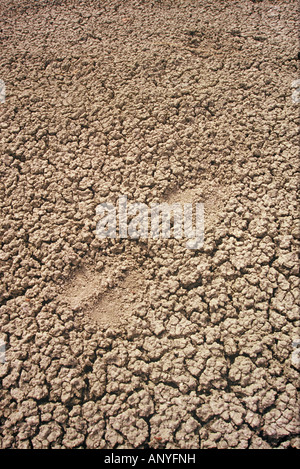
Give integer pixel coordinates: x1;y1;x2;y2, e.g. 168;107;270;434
164;182;231;230
60;264;148;327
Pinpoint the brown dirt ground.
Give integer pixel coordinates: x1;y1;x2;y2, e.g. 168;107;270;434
0;0;299;450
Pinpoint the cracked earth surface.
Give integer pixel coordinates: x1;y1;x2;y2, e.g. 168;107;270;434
0;0;299;449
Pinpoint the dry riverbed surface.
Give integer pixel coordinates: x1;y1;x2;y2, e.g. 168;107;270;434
0;0;299;449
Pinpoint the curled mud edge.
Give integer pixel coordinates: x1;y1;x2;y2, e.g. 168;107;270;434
0;0;299;450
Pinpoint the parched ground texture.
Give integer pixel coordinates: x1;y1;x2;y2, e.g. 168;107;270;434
0;0;299;449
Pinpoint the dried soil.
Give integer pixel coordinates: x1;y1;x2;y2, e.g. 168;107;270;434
0;0;299;449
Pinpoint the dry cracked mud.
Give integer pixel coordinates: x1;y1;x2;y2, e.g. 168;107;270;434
0;0;299;450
